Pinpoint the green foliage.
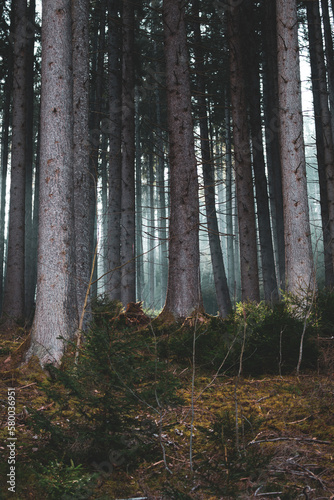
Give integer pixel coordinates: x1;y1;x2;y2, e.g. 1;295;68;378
27;297;181;469
228;300;318;375
159;299;319;376
36;460;97;499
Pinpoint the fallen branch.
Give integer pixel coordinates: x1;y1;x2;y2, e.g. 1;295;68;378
248;436;331;446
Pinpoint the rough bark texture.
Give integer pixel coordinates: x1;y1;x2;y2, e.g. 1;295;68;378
276;0;315;295
241;1;278;302
27;0;77;366
120;0;136;305
161;0;202;320
321;0;334;144
224;99;236;298
193;0;232;317
228;4;260;302
72;0;93;329
24;0;37;318
262;0;285;289
0;16;13;314
2;0;27;322
307;0;334;286
107;0;122;301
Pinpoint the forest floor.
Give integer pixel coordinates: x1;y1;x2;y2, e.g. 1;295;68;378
0;303;334;500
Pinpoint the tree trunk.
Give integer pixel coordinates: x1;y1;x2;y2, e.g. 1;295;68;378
228;3;260;303
2;0;27;323
72;0;94;329
0;17;13;315
321;0;334;144
107;0;122;301
135;96;144;301
193;0;232;317
307;0;334;286
24;0;37;318
224;99;236;299
120;0;136;305
27;0;77;366
262;0;285;289
148;146;155;309
242;1;278;302
276;0;315;296
89;1;106;298
161;0;202;320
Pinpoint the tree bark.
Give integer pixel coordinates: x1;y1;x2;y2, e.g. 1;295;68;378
2;0;27;323
107;0;122;301
307;0;334;286
262;0;285;289
24;0;37;318
276;0;315;296
193;0;232;317
228;3;260;302
0;12;13;315
120;0;136;305
321;0;334;144
72;0;94;329
241;0;278;302
27;0;77;365
161;0;202;320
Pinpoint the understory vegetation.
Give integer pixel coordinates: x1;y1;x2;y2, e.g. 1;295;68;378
1;292;334;499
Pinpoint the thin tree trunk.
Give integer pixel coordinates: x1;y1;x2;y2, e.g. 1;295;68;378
120;0;136;305
28;0;77;365
0;22;13;315
276;0;315;296
242;2;278;302
89;1;106;298
135;96;144;301
307;0;334;286
155;83;168;309
262;0;285;289
107;0;122;301
24;0;36;318
148;145;155;309
321;0;334;143
73;0;94;329
193;0;232;317
225;101;236;298
161;0;202;320
2;0;27;323
228;3;260;302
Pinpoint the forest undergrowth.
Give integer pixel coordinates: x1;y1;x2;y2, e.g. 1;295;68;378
0;292;334;499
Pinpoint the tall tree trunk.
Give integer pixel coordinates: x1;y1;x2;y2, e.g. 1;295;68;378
73;0;93;328
193;0;231;317
262;0;285;289
120;0;136;305
242;1;278;302
0;19;13;315
24;0;36;318
148;145;155;309
224;99;236;298
321;0;334;143
228;3;260;302
107;0;122;301
135;96;144;301
307;0;334;286
89;1;106;298
155;84;168;309
27;0;77;365
161;0;202;320
2;0;27;323
276;0;315;296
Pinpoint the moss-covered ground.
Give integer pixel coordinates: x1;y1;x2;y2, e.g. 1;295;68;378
0;298;334;499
